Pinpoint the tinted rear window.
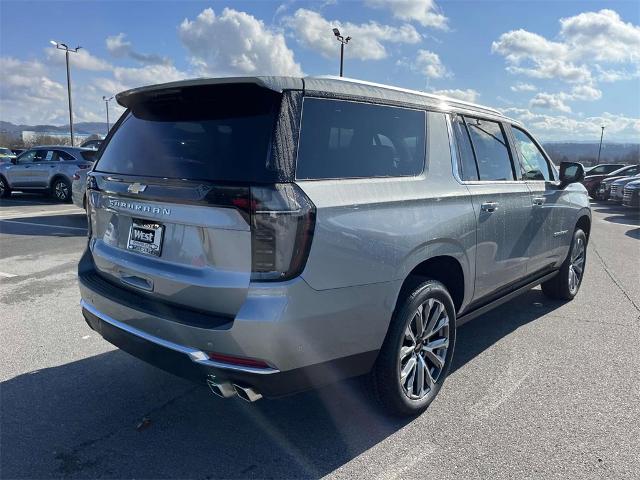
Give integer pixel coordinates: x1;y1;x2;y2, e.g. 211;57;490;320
81;151;97;162
296;98;426;180
95;85;279;182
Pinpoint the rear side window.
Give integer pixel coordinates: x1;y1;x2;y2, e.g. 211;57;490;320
296;98;426;180
452;116;479;181
57;150;76;161
465;117;514;181
95;85;279;182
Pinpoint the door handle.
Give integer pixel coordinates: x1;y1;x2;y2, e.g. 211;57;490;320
532;197;545;206
480;201;499;212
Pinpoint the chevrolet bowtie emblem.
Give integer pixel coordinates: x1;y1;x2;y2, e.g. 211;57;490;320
127;182;147;194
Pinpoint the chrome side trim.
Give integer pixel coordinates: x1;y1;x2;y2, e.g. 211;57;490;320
80;300;279;375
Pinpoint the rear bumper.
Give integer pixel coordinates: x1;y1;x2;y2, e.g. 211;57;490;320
78;249;394;396
82;301;377;397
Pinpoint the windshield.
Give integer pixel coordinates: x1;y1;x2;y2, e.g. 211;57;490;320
95;85;280;183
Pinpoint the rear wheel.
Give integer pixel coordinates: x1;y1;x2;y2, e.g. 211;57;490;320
0;176;10;198
51;178;71;202
369;279;456;417
542;228;587;300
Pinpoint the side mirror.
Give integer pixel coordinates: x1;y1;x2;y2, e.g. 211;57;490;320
559;161;584;187
11;157;17;165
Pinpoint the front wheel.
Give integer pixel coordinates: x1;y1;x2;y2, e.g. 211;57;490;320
369;279;456;417
0;176;11;198
51;178;71;202
542;228;587;300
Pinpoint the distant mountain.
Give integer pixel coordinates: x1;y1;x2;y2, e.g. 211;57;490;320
542;142;639;166
0;121;108;136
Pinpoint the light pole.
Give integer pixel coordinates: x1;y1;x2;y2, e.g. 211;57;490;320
332;28;351;77
597;125;605;164
102;96;114;135
50;40;81;146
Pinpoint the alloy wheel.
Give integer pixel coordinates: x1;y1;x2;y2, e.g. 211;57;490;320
569;236;585;294
0;178;5;196
55;181;69;200
399;298;450;400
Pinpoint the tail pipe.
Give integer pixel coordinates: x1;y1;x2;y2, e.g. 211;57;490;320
206;376;262;402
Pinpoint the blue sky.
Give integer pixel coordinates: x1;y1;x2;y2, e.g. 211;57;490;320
1;0;639;141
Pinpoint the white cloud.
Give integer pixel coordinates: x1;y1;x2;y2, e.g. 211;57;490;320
492;10;640;85
284;8;421;61
106;33;170;65
510;83;537;92
179;7;302;76
503;107;640;142
0;57;68;124
530;93;572;113
430;88;479;102
46;47;111;71
398;49;449;79
559;9;640;64
364;0;448;29
529;84;602;113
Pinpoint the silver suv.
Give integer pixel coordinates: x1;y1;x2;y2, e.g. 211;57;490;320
0;146;96;201
78;77;590;416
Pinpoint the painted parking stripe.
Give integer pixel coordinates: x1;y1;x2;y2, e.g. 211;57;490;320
0;208;83;220
0;271;18;278
0;219;87;231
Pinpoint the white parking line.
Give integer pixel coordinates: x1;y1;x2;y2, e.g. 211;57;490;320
0;219;87;231
0;271;18;278
0;208;82;220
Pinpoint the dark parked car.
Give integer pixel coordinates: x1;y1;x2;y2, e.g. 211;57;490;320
582;164;634;197
80;139;103;150
592;164;640;200
584;163;625;176
0;146;96;201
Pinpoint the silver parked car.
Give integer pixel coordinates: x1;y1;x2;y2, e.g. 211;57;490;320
0;146;96;201
72;168;89;209
79;77;590;416
609;174;640;202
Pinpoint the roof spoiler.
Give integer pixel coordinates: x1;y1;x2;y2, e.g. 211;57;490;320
116;76;304;108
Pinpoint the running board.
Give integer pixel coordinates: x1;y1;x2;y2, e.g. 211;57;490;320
457;270;558;326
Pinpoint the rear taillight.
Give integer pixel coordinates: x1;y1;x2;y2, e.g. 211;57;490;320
243;184;315;281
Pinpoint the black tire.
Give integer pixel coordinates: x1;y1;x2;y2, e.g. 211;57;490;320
51;177;71;202
0;176;10;198
369;278;456;417
542;228;587;300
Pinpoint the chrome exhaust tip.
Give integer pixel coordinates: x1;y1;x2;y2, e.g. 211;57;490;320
233;384;263;402
206;375;236;398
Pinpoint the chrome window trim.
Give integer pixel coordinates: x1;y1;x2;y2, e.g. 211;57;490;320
80;300;280;375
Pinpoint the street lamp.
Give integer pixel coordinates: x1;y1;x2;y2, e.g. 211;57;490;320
332;28;351;77
597;125;605;164
102;96;114;135
50;40;81;146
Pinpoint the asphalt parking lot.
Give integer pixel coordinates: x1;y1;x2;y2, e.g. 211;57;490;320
1;194;639;480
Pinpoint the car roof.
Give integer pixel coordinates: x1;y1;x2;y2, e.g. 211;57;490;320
116;75;519;126
26;145;94;152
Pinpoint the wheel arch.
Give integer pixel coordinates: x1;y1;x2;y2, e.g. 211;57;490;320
576;213;591;242
397;255;466;315
49;173;71;189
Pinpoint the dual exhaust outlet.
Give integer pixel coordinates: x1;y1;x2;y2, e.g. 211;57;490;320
206;375;263;402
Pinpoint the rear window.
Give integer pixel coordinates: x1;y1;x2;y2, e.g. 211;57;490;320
80;151;96;162
95;85;279;182
296;98;426;180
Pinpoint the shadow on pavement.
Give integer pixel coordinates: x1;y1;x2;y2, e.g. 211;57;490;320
1;288;563;479
0;193;62;207
626;227;640;240
0;214;87;237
